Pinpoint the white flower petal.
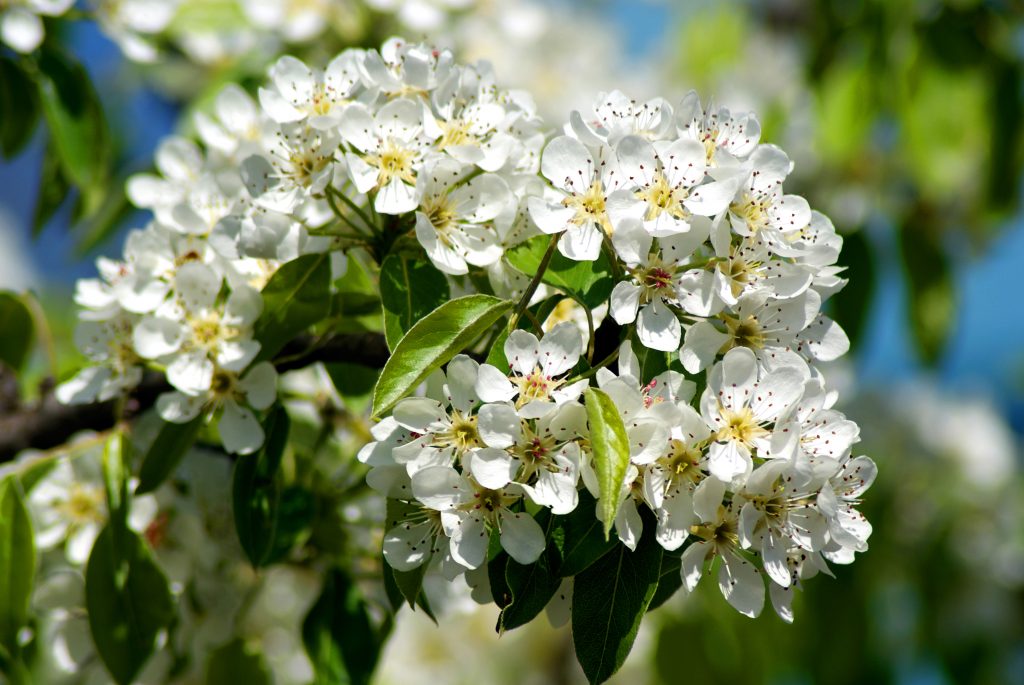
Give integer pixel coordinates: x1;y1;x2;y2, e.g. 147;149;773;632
477;402;520;448
155;391;204;423
718;553;764;618
500;510;546;564
468;448;516;489
637;299;681;352
383;519;435;571
412;466;470;511
679;320;730;374
609;281;641;325
239;362;277;410
475;364;516;403
539;322;582;377
218;400;265;454
541;136;594;193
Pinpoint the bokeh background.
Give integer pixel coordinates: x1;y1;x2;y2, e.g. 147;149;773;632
1;1;1022;683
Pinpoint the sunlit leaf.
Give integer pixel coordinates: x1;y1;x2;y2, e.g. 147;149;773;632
371;295;513;418
584;386;630;539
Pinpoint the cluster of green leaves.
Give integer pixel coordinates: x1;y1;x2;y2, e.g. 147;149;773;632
0;40;131;253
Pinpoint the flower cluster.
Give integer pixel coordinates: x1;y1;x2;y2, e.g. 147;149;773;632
58;38;873;622
57;38;544;454
365;87;874;620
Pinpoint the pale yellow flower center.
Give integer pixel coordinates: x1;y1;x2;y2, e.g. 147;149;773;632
563;180;613;235
368;140;417;188
716;406;768;448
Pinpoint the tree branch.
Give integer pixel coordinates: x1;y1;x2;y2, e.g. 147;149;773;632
0;332;391;463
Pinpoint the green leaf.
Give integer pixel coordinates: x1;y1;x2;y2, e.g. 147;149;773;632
35;47;110;204
232;405;290;567
371;294;513;418
630;338;669;385
382;559;436;622
379;254;450;350
0;478;35;655
325;362;379;415
0;57;39;159
506;235;615;308
499;511;562;632
584;386;630;539
331;291;382;318
571;524;663;684
101;432;131;558
303;568;382;685
647;550;683;612
484;327;510;373
487;550;511;609
828;228;873;352
0;293;34;372
86;526;175;685
550;490;617;577
135;414;205;494
254;253;331;362
261;485;315;565
899;217;955;366
206;638;271;685
74;177;132;254
32;134;71;235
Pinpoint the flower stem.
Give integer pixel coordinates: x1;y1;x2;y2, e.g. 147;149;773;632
566;345;619;383
507;233;559;333
326;185;377;236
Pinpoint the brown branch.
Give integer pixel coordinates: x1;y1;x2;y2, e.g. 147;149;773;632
0;332;391;463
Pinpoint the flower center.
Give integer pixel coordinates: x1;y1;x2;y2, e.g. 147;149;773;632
730;192;770;232
564;180;612;234
470;486;517;521
637;172;687;222
370;140;417;188
716;406;768;448
210;369;238;398
643;266;674;291
690;507;739;548
701;129;719;164
144;512;170;549
662;438;702;482
434;411;480;454
310;85;335;116
191;312;225;347
514;369;560;405
422;194;457;239
286;148;330;187
750;490;788;523
724;314;764;350
56;484;105;526
438;118;476;149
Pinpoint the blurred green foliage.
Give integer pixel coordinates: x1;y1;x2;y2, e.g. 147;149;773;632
671;0;1024;365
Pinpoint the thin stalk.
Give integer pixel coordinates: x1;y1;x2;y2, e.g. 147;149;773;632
522;308;544;333
566;344;620;383
327;185;377;235
508;233;559;333
583;302;595;363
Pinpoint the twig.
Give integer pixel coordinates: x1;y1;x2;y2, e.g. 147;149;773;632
507;233;559;333
0;332;391;462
